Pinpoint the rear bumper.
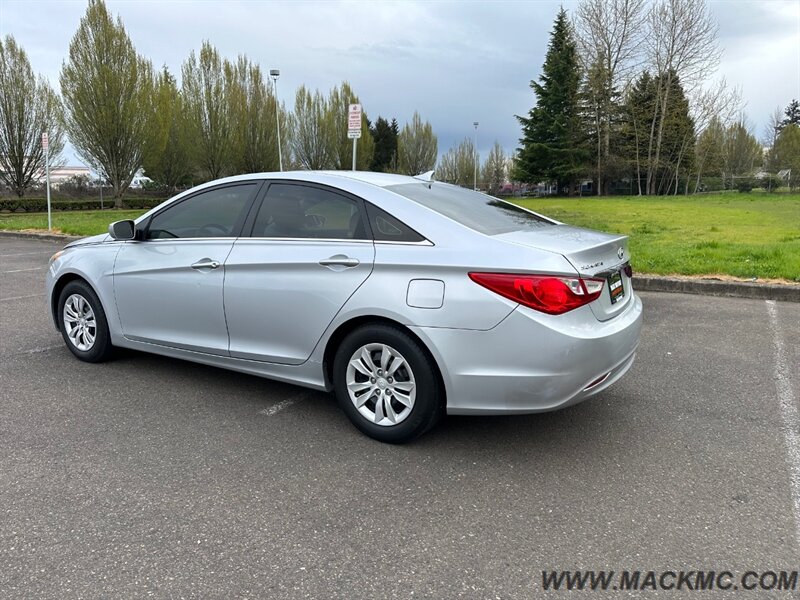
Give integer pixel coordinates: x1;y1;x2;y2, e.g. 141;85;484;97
411;293;643;415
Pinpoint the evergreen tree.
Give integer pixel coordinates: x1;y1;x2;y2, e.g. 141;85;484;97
782;99;800;130
622;70;694;194
514;8;587;193
620;71;656;194
369;116;398;172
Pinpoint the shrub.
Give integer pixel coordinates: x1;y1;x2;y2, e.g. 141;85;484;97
736;178;756;193
760;175;783;192
0;197;166;213
698;177;725;192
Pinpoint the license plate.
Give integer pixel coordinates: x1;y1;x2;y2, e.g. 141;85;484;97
607;271;625;304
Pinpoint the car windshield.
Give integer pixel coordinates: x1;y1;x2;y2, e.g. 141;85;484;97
386;182;555;235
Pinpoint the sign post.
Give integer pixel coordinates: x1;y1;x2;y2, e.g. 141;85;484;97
347;104;362;171
42;132;51;231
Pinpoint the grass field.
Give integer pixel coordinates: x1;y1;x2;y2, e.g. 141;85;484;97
1;193;798;281
512;193;800;281
0;209;143;237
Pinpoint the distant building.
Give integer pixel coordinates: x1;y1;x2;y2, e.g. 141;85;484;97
34;165;92;187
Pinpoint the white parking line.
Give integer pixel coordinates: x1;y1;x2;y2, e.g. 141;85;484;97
2;267;45;273
0;293;45;302
766;300;800;545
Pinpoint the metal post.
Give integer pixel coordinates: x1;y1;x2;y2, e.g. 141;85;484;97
45;139;51;231
270;69;283;171
473;121;479;191
352;138;357;171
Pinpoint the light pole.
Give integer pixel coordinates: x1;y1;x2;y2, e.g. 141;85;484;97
270;69;283;171
473;121;479;191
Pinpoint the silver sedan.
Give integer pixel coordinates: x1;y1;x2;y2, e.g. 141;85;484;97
46;171;642;442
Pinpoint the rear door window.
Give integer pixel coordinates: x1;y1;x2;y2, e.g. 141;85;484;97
250;183;369;240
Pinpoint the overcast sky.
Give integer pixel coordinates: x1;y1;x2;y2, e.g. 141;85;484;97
1;0;798;168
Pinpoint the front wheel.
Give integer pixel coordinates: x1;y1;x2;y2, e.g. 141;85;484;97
332;324;443;443
58;280;114;363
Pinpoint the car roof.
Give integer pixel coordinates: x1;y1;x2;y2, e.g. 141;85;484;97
204;170;422;189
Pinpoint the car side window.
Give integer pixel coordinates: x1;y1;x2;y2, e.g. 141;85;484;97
251;184;369;240
146;184;256;240
365;202;426;243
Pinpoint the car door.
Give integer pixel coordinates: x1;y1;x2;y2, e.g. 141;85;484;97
113;182;261;355
224;182;375;364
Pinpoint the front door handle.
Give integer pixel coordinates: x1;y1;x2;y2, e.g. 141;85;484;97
319;255;360;268
191;259;220;270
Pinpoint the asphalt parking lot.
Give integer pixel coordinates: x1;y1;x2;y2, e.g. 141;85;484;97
1;235;799;598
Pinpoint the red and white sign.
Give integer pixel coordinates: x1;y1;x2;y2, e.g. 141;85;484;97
348;103;362;138
41;132;49;150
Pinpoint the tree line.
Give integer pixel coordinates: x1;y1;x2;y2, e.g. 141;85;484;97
513;0;800;195
2;0;798;202
0;0;439;203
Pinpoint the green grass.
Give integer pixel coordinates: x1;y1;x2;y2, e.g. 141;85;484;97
2;192;799;281
0;209;143;237
511;193;800;281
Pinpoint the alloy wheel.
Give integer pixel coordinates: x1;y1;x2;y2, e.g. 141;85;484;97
63;293;97;352
345;343;416;426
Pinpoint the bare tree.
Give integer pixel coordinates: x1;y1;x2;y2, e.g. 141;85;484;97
437;138;476;187
181;41;233;180
762;107;784;174
689;79;741;191
326;82;373;170
722;117;763;180
227;56;286;174
0;35;65;197
645;0;721;194
292;86;333;170
60;0;153;204
142;67;193;190
575;0;647;194
397;112;437;175
481;141;508;195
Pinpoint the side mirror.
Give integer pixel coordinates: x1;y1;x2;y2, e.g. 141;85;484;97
108;219;136;240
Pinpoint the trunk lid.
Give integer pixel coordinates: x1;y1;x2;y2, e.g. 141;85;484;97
494;225;633;321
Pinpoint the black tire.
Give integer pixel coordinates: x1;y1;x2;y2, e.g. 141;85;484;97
332;323;444;443
57;280;114;363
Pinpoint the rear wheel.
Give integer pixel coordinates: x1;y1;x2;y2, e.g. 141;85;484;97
333;324;443;443
58;280;114;363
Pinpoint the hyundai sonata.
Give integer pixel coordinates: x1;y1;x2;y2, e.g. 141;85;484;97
47;171;642;442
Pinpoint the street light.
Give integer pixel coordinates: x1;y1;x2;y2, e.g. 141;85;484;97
473;121;479;191
269;68;283;171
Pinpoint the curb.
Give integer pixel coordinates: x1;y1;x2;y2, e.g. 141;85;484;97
0;230;82;243
2;230;797;303
634;275;800;303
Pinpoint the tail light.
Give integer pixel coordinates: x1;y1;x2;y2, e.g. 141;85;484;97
468;272;605;315
624;263;633;278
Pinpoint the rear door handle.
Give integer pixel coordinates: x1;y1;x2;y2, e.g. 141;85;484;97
191;259;220;270
319;255;360;268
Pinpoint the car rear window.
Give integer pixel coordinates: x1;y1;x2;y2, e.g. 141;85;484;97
386;182;555;235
